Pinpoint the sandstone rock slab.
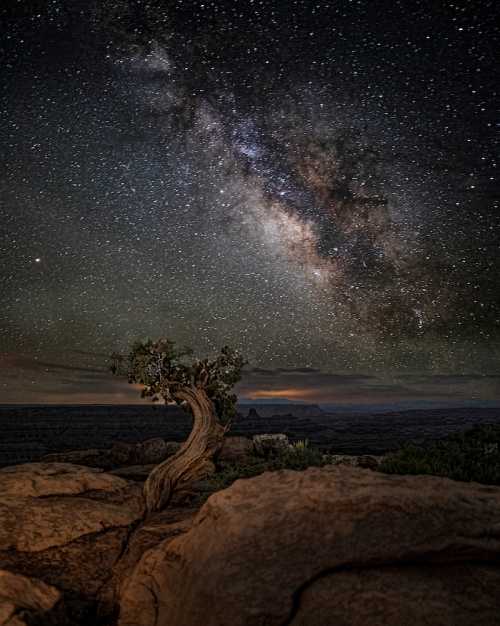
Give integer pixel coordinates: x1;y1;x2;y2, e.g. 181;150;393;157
291;563;500;626
0;569;61;626
0;462;127;499
97;506;197;621
118;465;500;626
0;463;144;623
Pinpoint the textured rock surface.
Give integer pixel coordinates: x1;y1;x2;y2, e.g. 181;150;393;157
41;439;178;471
118;465;500;626
217;436;254;463
291;563;500;626
0;462;129;499
0;569;61;626
110;464;156;481
98;506;197;622
0;463;144;552
41;448;108;468
327;454;382;469
252;433;289;456
0;463;144;622
110;438;174;467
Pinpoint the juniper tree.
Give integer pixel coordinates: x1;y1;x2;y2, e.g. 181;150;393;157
111;338;245;513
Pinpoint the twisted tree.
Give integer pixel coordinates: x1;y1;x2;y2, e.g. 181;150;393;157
111;339;245;513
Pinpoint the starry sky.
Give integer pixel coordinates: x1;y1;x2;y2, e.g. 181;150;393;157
1;0;499;405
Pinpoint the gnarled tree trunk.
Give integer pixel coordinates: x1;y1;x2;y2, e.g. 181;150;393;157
143;386;225;514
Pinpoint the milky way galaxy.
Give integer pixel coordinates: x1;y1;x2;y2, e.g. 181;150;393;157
1;1;499;403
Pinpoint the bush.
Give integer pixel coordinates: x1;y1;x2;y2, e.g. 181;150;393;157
208;457;270;491
271;440;325;471
379;424;500;485
208;440;327;491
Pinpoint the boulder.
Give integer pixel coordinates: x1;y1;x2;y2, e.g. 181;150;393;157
168;479;220;507
327;454;382;469
0;569;62;626
0;462;130;501
118;465;500;626
41;448;110;468
42;439;179;470
217;437;254;464
291;563;500;625
252;433;289;457
0;463;144;623
109;439;177;467
97;506;197;621
109;442;136;466
356;454;382;469
136;438;171;465
110;464;156;481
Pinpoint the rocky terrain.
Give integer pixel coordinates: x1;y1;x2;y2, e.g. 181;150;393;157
1;447;500;626
1;404;500;466
2;405;500;624
118;465;500;626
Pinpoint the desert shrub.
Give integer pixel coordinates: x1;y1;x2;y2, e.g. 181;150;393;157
209;441;327;491
291;439;309;450
208;457;270;491
379;424;500;485
271;440;325;471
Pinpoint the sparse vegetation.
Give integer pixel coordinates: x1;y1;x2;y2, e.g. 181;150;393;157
277;438;326;470
379;424;500;485
207;424;500;497
208;440;327;492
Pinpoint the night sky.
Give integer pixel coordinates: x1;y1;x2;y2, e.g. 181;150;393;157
1;1;499;405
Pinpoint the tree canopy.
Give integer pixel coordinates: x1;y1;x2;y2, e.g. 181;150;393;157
111;338;245;423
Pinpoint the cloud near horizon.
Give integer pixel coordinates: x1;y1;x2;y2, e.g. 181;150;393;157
238;367;500;405
0;353;498;406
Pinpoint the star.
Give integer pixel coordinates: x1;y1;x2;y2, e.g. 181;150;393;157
0;0;497;403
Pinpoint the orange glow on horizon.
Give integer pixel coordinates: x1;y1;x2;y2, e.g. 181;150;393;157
247;388;317;400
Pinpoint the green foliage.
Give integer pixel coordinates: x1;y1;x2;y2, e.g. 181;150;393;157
110;338;245;422
208;457;271;491
208;442;327;491
379;424;500;485
291;438;309;450
275;440;325;471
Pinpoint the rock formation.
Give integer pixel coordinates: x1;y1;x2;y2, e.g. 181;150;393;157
216;436;254;464
0;569;62;626
118;465;500;626
252;433;290;456
42;438;179;470
0;463;144;623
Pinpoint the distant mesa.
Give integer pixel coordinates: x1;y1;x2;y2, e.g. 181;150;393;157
238;403;324;418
